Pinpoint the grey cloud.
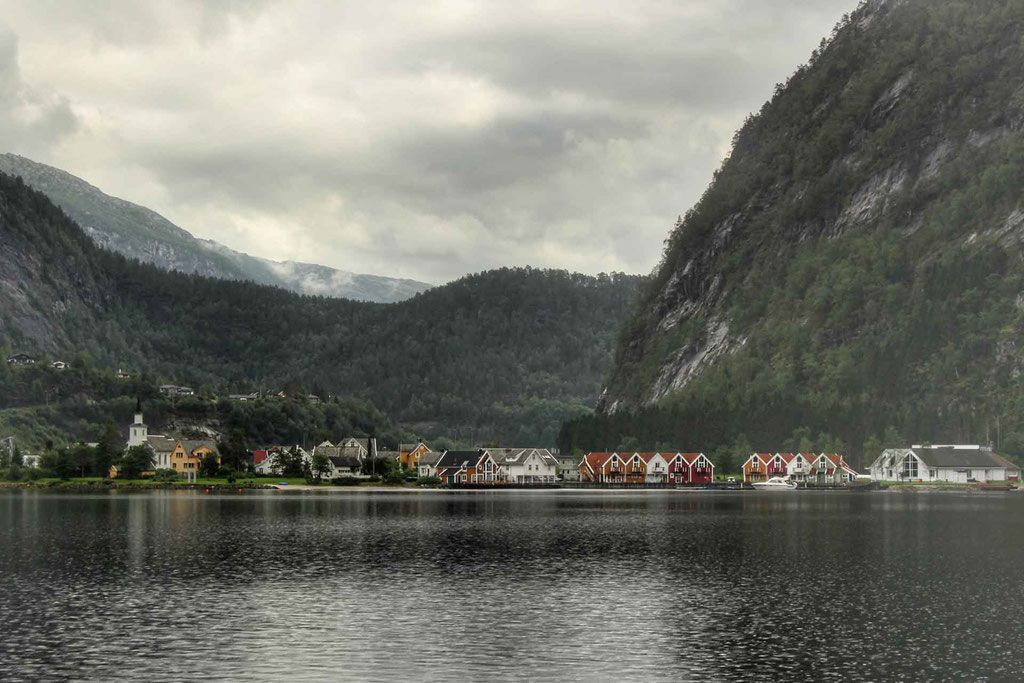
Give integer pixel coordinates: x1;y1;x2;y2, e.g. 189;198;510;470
0;0;858;284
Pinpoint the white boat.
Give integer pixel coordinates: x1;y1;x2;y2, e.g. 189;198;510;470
751;476;798;490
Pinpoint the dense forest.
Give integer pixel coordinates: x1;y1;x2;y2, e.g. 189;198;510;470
563;0;1024;468
0;173;641;447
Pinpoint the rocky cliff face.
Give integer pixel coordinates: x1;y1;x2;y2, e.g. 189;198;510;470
598;0;1023;439
0;154;432;303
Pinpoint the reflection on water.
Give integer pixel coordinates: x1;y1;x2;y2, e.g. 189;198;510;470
2;490;1023;681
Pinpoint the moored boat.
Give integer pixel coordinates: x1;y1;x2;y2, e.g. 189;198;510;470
751;476;798;491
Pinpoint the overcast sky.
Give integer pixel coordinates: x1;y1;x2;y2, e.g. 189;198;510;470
0;0;856;284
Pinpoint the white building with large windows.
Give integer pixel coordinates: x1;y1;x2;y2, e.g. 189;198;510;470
869;445;1020;483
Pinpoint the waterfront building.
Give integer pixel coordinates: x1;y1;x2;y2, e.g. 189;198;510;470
742;453;772;482
579;452;627;483
433;449;499;484
786;453;814;482
869;445;1020;483
554;454;581;481
638;452;669;483
809;453;859;484
489;448;558;483
682;453;715;483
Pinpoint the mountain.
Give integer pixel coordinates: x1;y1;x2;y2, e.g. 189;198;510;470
0;172;643;446
560;0;1024;467
0;154;432;303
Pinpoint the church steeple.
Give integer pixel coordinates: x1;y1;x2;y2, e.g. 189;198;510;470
128;396;148;447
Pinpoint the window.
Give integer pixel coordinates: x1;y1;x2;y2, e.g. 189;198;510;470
902;455;918;479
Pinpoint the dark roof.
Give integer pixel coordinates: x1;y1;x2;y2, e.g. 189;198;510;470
913;447;1019;470
329;456;361;468
434;449;485;469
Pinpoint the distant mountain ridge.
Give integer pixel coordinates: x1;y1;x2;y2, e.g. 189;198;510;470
0;154;432;303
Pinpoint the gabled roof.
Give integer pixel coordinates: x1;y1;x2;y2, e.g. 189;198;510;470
418;451;444;467
181;439;217;455
145;436;177;453
488;448;558;465
253;450;268;465
682;453;710;465
582;452;615;471
434;449;488;470
328;455;361;468
912;447;1019;470
777;453;796;463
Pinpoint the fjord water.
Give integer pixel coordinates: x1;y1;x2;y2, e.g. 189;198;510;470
2;491;1022;682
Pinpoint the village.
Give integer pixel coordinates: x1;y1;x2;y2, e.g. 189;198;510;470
9;403;1000;489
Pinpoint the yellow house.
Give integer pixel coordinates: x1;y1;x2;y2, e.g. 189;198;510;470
399;442;432;469
170;439;220;474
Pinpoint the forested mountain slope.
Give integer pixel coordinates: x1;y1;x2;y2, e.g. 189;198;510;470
0;154;432;303
562;0;1024;467
0;173;642;445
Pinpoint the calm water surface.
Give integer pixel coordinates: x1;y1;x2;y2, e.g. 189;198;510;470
1;490;1023;682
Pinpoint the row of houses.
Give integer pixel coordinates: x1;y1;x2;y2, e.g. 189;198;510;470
743;452;859;484
578;452;716;484
416;448;561;484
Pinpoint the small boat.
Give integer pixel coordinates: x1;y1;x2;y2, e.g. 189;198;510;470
751;476;798;491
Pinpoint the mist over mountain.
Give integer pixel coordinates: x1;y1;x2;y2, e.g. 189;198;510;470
0;154;432;303
560;0;1024;467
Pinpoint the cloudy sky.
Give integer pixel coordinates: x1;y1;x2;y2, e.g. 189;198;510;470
0;0;856;284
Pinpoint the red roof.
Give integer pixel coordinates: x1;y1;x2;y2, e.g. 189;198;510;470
253;449;268;465
582;452;614;471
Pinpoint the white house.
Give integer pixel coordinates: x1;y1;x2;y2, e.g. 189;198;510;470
869;445;1020;483
638;452;670;483
489;448;558;483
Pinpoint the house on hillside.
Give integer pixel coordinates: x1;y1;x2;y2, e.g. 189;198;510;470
6;353;36;365
51;360;68;370
116;368;131;379
869;445;1019;483
229;392;259;402
489;448;558;483
159;384;195;397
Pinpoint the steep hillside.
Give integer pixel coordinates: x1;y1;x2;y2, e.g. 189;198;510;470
0;154;432;303
0;173;642;446
562;0;1024;466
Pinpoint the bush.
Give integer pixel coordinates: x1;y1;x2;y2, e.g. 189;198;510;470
154;469;179;482
330;476;363;486
384;470;406;485
4;464;22;481
416;476;441;487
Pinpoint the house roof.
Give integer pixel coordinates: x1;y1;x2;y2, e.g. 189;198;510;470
912;447;1019;470
418;451;444;467
145;436;177;454
182;439;217;455
582;452;615;470
253;450;268;465
329;456;361;468
434;450;487;469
